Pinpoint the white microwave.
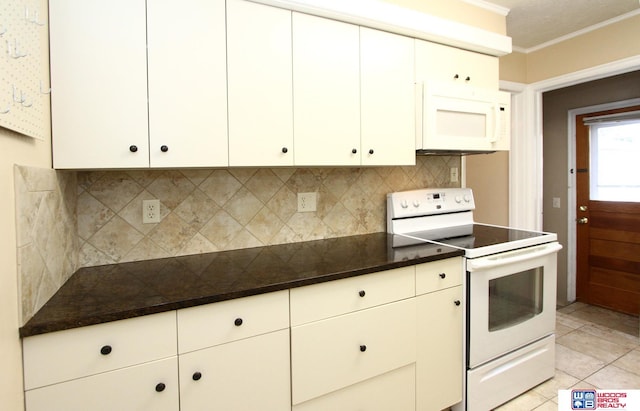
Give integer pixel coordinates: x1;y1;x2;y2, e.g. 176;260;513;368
416;81;510;152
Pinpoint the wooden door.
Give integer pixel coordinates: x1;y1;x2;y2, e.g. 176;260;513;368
575;106;640;315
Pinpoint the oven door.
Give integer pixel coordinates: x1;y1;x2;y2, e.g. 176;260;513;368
467;242;562;369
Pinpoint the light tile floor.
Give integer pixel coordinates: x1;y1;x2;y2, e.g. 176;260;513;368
494;302;640;411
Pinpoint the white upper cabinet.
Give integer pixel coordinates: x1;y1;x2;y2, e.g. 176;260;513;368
360;28;415;166
147;0;228;167
51;0;228;169
227;0;293;166
292;13;361;166
415;39;498;89
50;0;149;169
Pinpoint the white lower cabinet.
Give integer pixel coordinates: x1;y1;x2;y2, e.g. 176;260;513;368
23;259;464;411
25;357;179;411
416;285;463;411
291;298;416;406
179;329;291;411
293;364;416;411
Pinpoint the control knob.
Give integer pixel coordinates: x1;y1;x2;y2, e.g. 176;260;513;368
413;200;420;208
400;200;408;209
463;195;471;203
455;196;462;203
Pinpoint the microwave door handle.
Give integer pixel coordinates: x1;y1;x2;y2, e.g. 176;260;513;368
466;242;563;271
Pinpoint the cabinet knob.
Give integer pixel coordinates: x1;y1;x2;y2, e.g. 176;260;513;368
100;345;112;355
368;149;374;155
358;290;366;297
359;345;367;352
352;148;357;154
129;145;138;153
234;318;243;327
465;76;471;82
454;300;461;306
160;145;169;152
155;383;166;392
282;147;288;153
453;74;459;80
439;273;446;279
192;372;202;381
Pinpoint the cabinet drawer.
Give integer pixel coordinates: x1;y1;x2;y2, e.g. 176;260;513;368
23;311;176;390
25;357;178;411
293;364;415;411
177;290;289;354
290;266;415;326
415;257;462;295
291;298;416;404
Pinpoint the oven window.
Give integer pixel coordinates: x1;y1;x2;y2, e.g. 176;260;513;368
488;267;543;332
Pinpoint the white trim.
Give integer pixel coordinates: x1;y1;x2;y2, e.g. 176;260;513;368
459;0;510;16
521;9;640;54
247;0;512;56
566;98;640;302
513;55;640;304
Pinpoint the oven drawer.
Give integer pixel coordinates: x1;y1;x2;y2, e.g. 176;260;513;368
415;257;462;295
23;311;177;390
290;266;415;326
291;298;416;404
177;290;289;354
467;335;555;411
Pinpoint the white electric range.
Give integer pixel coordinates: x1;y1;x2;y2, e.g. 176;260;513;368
387;187;561;411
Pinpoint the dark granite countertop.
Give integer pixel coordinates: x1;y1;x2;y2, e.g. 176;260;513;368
19;232;463;338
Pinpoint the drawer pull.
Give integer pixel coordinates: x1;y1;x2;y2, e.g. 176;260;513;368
234;318;243;327
454;300;461;306
129;145;138;153
439;273;446;279
160;145;169;152
100;345;112;355
358;290;366;297
192;372;202;381
359;345;367;352
155;383;166;392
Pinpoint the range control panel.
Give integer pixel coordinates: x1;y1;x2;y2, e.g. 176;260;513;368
387;187;475;219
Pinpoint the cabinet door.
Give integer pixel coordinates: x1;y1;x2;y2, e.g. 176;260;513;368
415;40;498;89
416;286;463;411
147;0;228;167
179;329;291;411
50;0;149;169
227;0;293;166
292;13;360;166
360;28;415;166
25;357;178;411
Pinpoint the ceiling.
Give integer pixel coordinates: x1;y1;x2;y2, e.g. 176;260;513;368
480;0;640;51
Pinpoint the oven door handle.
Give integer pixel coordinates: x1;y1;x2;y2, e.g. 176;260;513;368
466;242;562;271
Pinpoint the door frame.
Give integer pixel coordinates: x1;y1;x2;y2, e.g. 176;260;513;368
503;54;640;304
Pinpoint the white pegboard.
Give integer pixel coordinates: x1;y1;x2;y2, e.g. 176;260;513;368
0;0;51;140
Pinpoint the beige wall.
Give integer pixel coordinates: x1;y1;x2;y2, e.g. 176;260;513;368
499;15;640;84
465;152;509;225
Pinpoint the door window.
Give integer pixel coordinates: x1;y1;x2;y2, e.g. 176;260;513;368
589;120;640;202
488;267;543;331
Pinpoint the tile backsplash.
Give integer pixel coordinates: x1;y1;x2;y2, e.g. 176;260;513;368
14;165;78;323
77;156;460;267
14;156;459;323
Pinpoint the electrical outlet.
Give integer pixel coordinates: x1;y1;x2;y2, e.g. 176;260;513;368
297;192;317;212
142;199;161;224
450;167;459;183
